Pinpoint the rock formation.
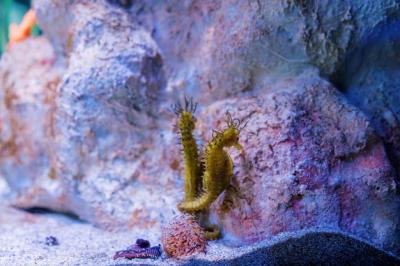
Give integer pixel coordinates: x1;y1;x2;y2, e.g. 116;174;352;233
0;0;399;262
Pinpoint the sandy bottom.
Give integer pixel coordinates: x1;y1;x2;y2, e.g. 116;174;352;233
0;202;399;266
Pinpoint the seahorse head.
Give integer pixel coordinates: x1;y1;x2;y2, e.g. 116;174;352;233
222;127;243;150
172;97;198;132
221;111;248;150
179;111;196;131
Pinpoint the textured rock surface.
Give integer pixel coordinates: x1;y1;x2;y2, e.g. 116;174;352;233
191;72;400;254
52;1;170;229
344;69;400;180
338;18;400;177
132;0;400;102
3;1;176;230
0;1;177;230
0;37;61;210
0;0;400;262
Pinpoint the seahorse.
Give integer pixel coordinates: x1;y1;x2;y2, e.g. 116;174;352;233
172;98;201;202
177;112;245;213
172;99;246;240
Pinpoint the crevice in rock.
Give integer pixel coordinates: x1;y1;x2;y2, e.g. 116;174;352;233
328;16;400;182
18;207;86;223
106;0;133;9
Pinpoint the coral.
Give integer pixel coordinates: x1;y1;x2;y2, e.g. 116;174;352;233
161;214;206;257
9;9;36;47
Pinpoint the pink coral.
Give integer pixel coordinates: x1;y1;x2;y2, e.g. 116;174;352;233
161;214;206;257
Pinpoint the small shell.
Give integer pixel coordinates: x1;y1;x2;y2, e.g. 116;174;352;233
161;214;206;257
113;239;161;260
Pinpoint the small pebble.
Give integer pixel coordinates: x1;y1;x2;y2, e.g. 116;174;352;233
45;236;59;246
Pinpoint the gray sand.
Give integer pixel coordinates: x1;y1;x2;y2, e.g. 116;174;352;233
0;202;398;266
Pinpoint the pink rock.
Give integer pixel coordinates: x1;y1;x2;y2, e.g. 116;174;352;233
193;72;399;253
133;0;397;102
0;3;177;231
0;37;63;210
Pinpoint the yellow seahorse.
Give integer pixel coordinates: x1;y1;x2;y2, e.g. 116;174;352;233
172;98;246;240
177;115;244;213
172;98;201;202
